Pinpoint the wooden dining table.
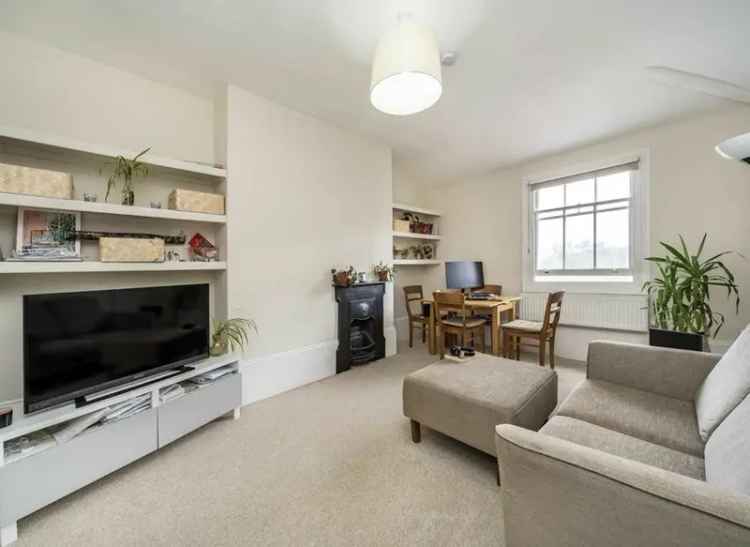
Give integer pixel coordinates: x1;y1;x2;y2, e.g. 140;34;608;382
421;296;521;356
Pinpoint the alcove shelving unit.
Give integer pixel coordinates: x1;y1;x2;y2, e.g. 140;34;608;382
392;202;443;267
0;125;228;274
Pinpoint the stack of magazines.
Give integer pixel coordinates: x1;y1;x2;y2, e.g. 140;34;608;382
99;394;151;425
189;365;235;386
7;247;82;262
160;383;186;403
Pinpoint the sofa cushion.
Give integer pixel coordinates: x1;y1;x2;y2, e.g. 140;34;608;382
695;324;750;442
556;379;704;457
541;416;705;480
705;393;750;495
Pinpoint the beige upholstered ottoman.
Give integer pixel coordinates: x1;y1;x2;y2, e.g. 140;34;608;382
403;353;557;456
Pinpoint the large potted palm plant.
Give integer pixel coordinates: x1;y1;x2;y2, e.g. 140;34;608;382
643;234;740;351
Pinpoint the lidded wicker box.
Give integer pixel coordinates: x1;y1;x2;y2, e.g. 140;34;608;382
0;162;74;199
168;189;225;215
99;238;164;262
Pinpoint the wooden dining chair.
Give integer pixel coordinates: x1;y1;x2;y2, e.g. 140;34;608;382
470;284;503;348
403;285;429;348
502;291;564;369
433;291;486;358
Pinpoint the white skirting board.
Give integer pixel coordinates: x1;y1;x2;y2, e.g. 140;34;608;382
395;316;410;341
240;326;397;407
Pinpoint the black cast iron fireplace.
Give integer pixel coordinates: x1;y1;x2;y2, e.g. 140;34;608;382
334;282;386;373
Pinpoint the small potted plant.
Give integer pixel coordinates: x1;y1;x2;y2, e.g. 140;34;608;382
103;147;150;205
210;317;257;356
643;234;740;351
373;261;394;282
331;266;355;287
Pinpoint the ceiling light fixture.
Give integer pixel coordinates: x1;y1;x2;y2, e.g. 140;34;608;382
370;15;443;116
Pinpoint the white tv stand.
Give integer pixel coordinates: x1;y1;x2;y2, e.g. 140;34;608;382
0;354;242;546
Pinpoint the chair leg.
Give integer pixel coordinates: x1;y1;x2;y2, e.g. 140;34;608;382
515;336;521;360
538;335;546;367
502;330;508;358
409;323;413;348
439;327;445;359
549;336;556;370
422;325;426;343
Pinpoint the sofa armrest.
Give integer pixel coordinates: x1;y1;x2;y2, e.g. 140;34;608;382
587;341;720;401
495;424;750;547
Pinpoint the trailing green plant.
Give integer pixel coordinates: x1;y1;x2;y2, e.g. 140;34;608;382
103;147;150;205
642;234;740;338
210;317;257;356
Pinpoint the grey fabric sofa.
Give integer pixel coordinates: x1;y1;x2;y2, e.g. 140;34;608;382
495;333;750;547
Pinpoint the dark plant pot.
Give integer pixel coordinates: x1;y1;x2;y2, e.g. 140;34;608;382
649;327;705;352
122;190;135;206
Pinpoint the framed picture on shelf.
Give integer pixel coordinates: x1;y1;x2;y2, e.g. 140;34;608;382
15;208;81;260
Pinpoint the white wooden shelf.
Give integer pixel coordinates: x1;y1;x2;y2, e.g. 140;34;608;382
0;192;226;224
0;124;226;178
392;202;441;217
392;231;441;241
0;261;226;274
393;259;442;266
0;354;238;443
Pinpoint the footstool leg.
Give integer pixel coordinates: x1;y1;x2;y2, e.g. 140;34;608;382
410;420;421;443
496;462;501;487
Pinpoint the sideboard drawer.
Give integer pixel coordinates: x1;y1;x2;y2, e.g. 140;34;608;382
157;373;241;448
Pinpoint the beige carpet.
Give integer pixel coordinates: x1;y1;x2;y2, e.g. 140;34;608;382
16;346;584;547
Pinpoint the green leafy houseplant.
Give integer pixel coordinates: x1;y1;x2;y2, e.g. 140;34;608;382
210;318;257;357
643;234;740;339
104;147;150;205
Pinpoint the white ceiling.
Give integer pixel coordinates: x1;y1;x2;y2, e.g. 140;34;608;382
2;1;749;182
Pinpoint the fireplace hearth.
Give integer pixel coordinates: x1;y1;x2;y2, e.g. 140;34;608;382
334;282;386;372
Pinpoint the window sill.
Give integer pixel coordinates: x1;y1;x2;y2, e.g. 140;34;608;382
525;275;645;295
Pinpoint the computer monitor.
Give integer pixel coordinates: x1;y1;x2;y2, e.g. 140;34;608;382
445;261;485;290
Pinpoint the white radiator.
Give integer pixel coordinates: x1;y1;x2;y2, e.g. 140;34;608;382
520;292;648;333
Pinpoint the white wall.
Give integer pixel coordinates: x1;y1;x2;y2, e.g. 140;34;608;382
410;105;750;360
225;85;395;404
0;33;221;405
0;31;214;165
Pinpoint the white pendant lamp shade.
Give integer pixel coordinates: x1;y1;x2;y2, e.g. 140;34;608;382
370;20;442;116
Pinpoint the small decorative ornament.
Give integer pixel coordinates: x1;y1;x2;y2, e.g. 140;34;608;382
150;201;162;209
188;232;218;261
0;407;12;429
83;192;98;202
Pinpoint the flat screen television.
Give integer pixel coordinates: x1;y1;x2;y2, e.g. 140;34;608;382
24;284;209;413
445;261;485;290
